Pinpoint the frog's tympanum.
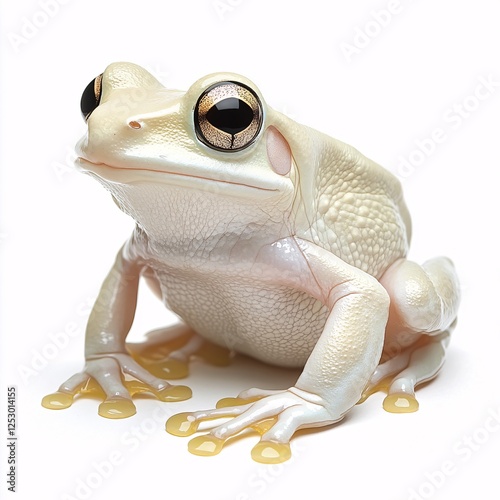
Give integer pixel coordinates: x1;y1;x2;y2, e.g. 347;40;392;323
42;63;460;463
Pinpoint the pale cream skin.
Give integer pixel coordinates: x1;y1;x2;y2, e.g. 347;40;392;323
43;63;460;463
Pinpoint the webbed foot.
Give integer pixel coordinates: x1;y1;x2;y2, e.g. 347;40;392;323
166;387;339;463
42;353;192;418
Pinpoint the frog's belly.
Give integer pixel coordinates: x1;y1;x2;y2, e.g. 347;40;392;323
155;271;329;368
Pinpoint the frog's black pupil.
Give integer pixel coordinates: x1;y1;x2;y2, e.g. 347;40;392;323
80;77;101;120
206;98;254;135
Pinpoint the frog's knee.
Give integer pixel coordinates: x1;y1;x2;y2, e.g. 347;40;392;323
381;258;459;333
404;273;443;331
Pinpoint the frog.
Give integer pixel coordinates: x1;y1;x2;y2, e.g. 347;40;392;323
42;62;460;464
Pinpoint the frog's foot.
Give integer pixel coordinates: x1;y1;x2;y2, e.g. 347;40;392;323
166;387;339;464
358;345;412;405
359;329;452;413
127;324;232;380
372;257;460;413
42;353;192;418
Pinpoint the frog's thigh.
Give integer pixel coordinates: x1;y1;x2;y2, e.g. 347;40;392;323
380;257;460;335
373;257;460;413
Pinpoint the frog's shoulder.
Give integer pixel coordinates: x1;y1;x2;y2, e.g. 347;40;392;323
314;136;411;276
269;110;405;207
316;134;410;227
269;111;411;277
122;224;153;263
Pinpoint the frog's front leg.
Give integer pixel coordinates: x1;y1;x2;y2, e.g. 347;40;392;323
166;237;390;463
42;242;191;418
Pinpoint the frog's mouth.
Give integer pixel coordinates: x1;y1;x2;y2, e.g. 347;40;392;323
76;157;281;195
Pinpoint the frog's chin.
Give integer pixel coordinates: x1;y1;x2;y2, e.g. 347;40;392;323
75;157;284;199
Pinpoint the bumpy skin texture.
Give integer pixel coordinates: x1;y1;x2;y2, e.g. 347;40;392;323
42;63;460;463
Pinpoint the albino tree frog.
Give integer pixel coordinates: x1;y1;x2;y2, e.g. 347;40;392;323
43;62;460;464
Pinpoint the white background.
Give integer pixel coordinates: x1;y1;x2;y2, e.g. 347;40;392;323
1;0;499;499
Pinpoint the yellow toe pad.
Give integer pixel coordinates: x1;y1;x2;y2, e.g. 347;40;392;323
251;441;291;464
383;393;419;413
188;435;224;456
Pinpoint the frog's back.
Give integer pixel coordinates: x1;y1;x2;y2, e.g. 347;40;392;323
300;132;411;279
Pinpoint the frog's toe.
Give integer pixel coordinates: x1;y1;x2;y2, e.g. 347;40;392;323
167;390;335;463
42;371;95;411
166;405;246;437
357;377;391;405
155;384;192;402
185;432;292;463
383;393;419;413
128;324;196;359
122;378;192;403
359;373;419;412
42;354;193;417
42;391;74;410
188;435;225;456
131;329;233;377
166;412;200;437
237;387;285;400
216;395;263;408
166;402;273;457
195;342;232;367
98;397;137;419
215;388;284;408
251;441;292;464
382;377;419;413
167;336;232;370
136;358;189;379
380;332;451;413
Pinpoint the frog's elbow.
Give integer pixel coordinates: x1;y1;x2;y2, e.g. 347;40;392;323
326;272;390;313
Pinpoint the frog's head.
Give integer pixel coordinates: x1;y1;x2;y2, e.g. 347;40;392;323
76;62;320;237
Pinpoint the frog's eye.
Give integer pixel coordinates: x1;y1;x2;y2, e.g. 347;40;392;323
80;74;103;121
194;81;263;152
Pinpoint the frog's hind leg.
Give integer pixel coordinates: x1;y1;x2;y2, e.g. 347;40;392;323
367;326;453;412
127;323;232;380
382;328;453;412
362;257;460;413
